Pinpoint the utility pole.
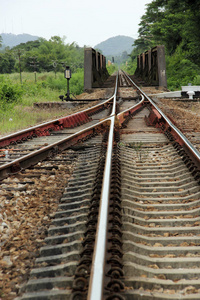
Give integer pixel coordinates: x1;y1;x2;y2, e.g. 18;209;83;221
15;49;23;84
29;57;38;83
52;61;58;78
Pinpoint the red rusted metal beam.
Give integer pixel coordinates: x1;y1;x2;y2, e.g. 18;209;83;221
0;119;110;180
117;97;145;126
0;110;94;148
0;93;115;149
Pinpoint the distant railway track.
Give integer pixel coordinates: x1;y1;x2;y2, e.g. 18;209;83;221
0;71;200;300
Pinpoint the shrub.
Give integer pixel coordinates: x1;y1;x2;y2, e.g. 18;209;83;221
165;45;200;90
70;69;84;95
193;75;200;85
22;81;48;97
107;64;118;75
46;69;84;95
46;74;66;91
0;77;23;103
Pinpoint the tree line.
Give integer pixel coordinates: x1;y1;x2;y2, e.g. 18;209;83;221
129;0;200;89
0;36;84;74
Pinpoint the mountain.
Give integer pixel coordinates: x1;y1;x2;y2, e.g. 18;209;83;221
94;35;135;56
0;33;39;48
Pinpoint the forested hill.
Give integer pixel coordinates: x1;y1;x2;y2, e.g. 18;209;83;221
94;35;135;56
0;36;84;74
0;33;39;48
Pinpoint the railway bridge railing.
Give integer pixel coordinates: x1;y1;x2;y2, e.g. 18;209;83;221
135;45;167;88
84;47;109;90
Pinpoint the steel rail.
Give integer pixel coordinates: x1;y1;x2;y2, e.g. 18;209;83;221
0;85;116;148
110;72;119;116
122;70;200;164
0;109;90;147
0;117;110;180
87;116;114;300
117;95;145;124
0;74;120;180
87;73;118;300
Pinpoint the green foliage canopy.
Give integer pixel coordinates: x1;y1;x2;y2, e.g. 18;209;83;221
0;50;15;73
0;36;84;74
0;76;23;107
132;0;200;65
129;0;200;89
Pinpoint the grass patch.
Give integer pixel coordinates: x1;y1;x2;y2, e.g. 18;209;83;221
0;106;69;133
0;71;84;135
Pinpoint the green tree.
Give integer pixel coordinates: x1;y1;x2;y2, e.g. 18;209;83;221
128;0;200;88
133;0;200;65
0;49;15;73
12;36;84;73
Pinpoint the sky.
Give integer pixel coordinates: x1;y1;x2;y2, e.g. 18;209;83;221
0;0;152;47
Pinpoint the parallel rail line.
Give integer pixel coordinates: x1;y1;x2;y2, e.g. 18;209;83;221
0;71;200;300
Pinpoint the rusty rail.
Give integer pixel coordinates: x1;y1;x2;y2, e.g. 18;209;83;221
87;69;200;297
0;75;119;179
9;70;200;299
0;88;116;148
120;70;200;169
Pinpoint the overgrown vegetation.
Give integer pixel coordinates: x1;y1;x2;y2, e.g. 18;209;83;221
0;76;23;103
0;34;116;134
127;0;200;90
0;70;84;134
106;64;118;75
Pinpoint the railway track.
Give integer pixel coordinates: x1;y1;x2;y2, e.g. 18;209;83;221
151;98;200;154
0;71;200;300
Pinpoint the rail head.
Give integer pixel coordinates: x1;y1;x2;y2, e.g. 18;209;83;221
87;72;119;299
87;116;115;300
